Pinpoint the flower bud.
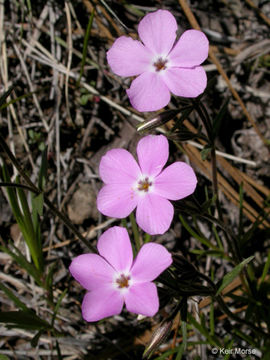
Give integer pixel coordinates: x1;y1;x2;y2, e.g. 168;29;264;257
143;320;173;359
137;109;181;132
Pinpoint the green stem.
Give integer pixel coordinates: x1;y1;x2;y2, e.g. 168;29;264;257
215;294;267;339
0;134;96;253
129;212;141;252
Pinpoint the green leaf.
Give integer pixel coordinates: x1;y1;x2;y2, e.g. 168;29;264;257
200;145;211;161
0;283;29;312
169;106;194;133
172;128;202;142
216;256;254;295
32;193;44;220
0;311;51;330
80;93;91;105
31;330;44;347
77;9;95;86
45;262;58;303
31;193;43;252
260;251;270;286
0;355;10;360
55;340;63;360
175;343;185;360
0;244;42;286
0;85;14;108
16;178;43;271
1;164;23;223
187;313;221;347
38;147;48;191
52;289;67;326
179;214;218;250
212;98;230;138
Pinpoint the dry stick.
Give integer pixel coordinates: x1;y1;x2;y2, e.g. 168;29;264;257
184;121;270;227
24;43;258;168
178;0;269;148
24;2;49;58
30;53;256;166
64;1;73;126
20;35;261;167
187;141;255;166
82;0;115;41
168;314;181;360
0;4;34;169
245;0;270;27
43;218;117;252
93;0;123;36
12;43;49;132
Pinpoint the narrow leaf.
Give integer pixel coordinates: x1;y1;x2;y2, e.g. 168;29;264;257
0;311;51;330
0;244;42;285
38;147;47;191
0;283;29;312
216;256;254;295
0;85;14;107
212;98;230;138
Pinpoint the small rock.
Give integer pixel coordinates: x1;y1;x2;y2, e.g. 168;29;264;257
67;183;99;224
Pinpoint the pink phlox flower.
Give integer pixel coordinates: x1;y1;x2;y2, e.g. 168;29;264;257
97;134;197;235
69;226;172;322
107;9;209;112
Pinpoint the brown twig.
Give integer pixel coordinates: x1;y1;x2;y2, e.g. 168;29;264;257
245;0;270;27
178;0;269;148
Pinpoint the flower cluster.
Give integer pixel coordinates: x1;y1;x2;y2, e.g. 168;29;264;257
107;9;209;111
70;9;205;323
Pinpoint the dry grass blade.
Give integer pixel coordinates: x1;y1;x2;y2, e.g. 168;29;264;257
178;0;269;148
82;0;114;41
183;120;270;227
244;0;270;27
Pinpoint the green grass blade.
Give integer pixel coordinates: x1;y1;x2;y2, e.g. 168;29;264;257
0;244;42;285
1;165;23;223
16;179;43;271
0;283;29;312
216;256;254;295
0;311;51;330
52;289;67;327
77;9;95;86
179;214;218;250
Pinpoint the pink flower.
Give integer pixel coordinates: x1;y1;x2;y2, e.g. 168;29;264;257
107;9;209;112
69;226;172;322
97;135;197;235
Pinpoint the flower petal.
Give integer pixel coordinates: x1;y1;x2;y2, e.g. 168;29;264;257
169;30;209;67
163;66;207;98
82;287;124;322
126;72;171;112
137;135;169;177
154;162;197;200
69;254;115;291
131;243;172;283
138;10;177;55
136;193;174;235
124;282;159;317
99;148;141;184
97;226;133;272
97;184;138;218
107;36;153;77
